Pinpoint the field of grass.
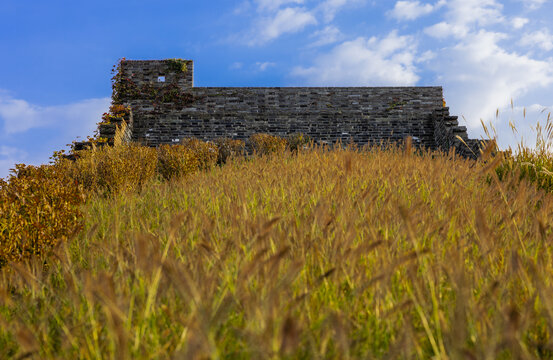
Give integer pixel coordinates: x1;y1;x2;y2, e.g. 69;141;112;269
2;139;553;359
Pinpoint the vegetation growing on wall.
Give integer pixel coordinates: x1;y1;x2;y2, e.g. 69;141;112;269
386;99;407;112
165;58;188;73
101;104;131;124
111;58;128;104
111;58;194;106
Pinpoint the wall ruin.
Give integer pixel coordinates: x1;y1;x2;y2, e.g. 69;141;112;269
99;59;484;158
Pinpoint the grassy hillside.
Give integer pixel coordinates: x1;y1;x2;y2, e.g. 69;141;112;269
2;141;553;359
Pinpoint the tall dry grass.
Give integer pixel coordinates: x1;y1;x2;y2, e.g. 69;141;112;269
67;144;158;194
249;133;288;155
2;144;553;358
498;121;553;192
0;139;222;267
483;105;553;193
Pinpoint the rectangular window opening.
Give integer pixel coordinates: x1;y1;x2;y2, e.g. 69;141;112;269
158;76;166;82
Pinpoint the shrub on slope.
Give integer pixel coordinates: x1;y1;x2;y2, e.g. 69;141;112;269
0;164;83;266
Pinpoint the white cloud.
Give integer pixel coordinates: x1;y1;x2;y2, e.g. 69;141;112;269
0;93;110;178
432;30;553;130
0;98;40;134
0;96;109;134
292;31;420;85
251;7;317;44
420;0;553;146
388;1;437;21
424;0;504;39
239;0;362;45
512;17;529;29
309;25;343;47
0;146;27;179
519;29;553;51
418;50;436;62
518;0;549;9
449;0;504;27
424;21;468;38
0;145;24;159
255;0;305;12
255;61;276;71
233;1;253;15
317;0;365;22
481;103;553;151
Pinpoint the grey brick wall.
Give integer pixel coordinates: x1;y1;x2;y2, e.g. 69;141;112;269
120;59;194;90
109;59;484;158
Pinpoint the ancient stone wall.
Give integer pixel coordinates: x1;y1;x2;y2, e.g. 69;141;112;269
127;87;441;148
119;59;194;90
108;59;484;158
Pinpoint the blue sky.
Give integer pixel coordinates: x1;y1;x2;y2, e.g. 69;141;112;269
1;0;553;178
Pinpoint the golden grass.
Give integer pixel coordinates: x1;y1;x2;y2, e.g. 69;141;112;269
157;144;200;181
2;144;553;358
0;164;83;266
494;113;553;193
249;133;288;155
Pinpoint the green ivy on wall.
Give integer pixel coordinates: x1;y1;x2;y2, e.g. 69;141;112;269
165;58;188;73
111;58;194;106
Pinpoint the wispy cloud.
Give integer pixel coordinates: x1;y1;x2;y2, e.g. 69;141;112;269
424;0;504;39
485;103;553;150
309;25;343;47
250;7;317;45
240;0;363;45
316;0;365;22
431;30;553;128
0;92;109;178
0;145;27;179
254;0;305;12
511;17;529;29
448;0;505;27
255;61;276;71
415;0;553;132
388;1;443;21
519;29;553;51
293;31;420;86
0;95;109;134
518;0;549;9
